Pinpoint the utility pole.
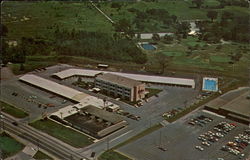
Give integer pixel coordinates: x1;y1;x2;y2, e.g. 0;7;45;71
70;154;73;160
159;130;162;148
0;107;4;132
37;139;40;150
106;137;109;151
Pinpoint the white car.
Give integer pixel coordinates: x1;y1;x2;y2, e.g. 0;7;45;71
195;146;204;151
202;141;211;147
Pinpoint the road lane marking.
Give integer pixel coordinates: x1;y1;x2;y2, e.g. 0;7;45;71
110;130;133;143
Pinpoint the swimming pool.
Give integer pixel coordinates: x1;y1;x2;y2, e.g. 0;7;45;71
141;44;156;50
203;79;217;91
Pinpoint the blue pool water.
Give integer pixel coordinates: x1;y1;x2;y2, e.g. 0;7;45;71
141;44;156;50
204;79;217;91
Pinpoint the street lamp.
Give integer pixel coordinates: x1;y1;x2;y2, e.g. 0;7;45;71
0;107;4;131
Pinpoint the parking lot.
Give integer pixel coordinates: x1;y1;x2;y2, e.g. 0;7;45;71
117;111;250;160
0;78;74;121
1;64;206;157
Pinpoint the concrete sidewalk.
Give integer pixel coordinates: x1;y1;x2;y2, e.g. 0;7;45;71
5;143;37;160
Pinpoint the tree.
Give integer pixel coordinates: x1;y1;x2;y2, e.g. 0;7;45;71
207;10;218;22
155;53;172;74
1;40;11;65
163;35;173;44
176;22;190;38
221;11;234;20
171;15;177;23
152;33;160;41
111;2;122;10
19;63;25;71
12;47;26;64
192;0;204;8
114;19;134;39
0;24;8;37
77;77;82;83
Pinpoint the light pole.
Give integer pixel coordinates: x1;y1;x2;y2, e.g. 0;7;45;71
0;107;4;132
106;137;110;151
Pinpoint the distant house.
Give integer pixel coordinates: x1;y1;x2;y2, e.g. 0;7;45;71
135;32;174;40
97;64;109;69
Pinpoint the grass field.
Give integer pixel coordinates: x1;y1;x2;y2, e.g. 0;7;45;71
29;119;93;148
149;36;250;76
210;55;231;63
160;51;184;57
181;36;207;47
0;101;28;118
0;132;24;159
10;61;56;75
2;1;113;39
4;1;249;40
33;150;53;160
101;1;208;21
98;150;131;160
2;1;250;80
146;88;162;98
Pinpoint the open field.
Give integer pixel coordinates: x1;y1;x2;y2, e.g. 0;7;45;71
29;119;94;148
0;132;24;159
148;37;250;77
0;101;29;118
2;1;113;39
2;1;249;80
33;150;53;160
3;1;249;38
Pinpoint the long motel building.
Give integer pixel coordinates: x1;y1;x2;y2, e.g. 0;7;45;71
95;73;145;102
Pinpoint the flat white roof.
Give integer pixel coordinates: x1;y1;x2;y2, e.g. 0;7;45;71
53;69;195;88
19;74;89;102
135;33;173;39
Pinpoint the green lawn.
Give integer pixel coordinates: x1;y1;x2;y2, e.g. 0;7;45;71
0;132;24;159
2;1;113;40
10;61;56;75
210;55;231;63
149;37;250;75
160;51;184;57
101;1;208;21
0;101;28;118
29;119;93;148
33;150;53;160
99;150;131;160
146;88;162;98
181;36;207;47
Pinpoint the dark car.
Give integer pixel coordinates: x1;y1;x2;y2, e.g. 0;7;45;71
12;122;18;126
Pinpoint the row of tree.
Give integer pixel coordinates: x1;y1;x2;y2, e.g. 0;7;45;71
54;30;147;64
191;0;249;9
197;10;249;43
127;8;178;32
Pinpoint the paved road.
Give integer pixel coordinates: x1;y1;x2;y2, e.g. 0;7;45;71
118;110;250;160
0;65;200;159
1;113;88;160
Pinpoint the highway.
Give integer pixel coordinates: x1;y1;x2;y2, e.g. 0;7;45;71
1;113;88;160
